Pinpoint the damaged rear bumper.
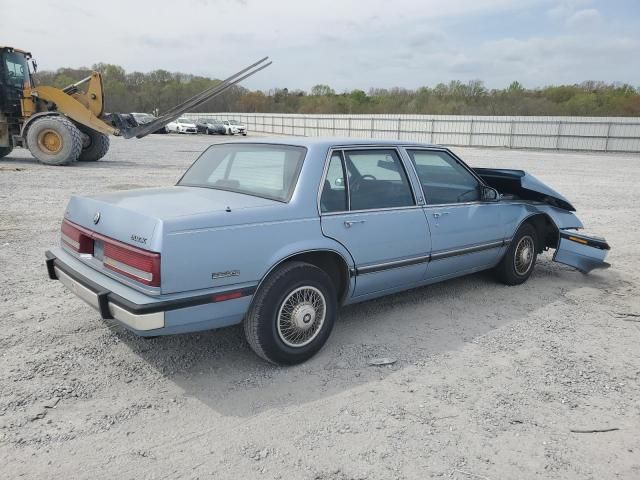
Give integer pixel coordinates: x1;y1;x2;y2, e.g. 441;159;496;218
553;230;610;273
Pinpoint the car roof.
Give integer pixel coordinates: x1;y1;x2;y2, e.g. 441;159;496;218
217;137;440;149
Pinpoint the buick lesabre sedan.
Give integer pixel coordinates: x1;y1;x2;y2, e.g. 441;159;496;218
45;139;610;364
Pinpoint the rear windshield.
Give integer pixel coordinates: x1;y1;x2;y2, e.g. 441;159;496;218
178;144;306;202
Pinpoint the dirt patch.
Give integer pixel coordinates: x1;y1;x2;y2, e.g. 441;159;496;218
1;135;638;479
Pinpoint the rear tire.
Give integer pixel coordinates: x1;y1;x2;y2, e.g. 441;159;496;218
26;116;82;165
244;261;337;365
494;223;538;285
0;145;13;159
77;126;110;162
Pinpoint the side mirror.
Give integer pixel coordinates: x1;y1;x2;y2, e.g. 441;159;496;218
481;186;499;201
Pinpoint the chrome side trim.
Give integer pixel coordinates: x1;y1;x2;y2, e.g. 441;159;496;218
430;240;506;261
357;255;430;275
321;205;424;216
422;201;501;209
353;239;507;276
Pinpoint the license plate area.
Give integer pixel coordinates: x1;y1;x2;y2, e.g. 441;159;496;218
93;239;105;262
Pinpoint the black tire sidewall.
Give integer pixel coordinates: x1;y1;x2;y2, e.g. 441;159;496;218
77;126;110;162
0;145;13;159
253;264;337;364
26;116;82;165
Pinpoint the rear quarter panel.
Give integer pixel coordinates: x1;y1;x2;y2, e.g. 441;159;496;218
160;143;354;295
161;215;354;294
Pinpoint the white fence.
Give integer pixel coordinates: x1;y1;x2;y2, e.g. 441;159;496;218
188;113;640;153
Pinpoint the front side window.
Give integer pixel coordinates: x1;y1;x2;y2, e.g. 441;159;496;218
407;150;480;204
179;144;306;202
4;52;30;88
344;149;414;211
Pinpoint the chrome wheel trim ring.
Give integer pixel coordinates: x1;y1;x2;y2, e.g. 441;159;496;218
514;235;535;276
276;286;326;348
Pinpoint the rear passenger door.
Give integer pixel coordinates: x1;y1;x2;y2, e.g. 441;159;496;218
320;148;431;297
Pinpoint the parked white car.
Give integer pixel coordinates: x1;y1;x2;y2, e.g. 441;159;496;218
166;118;198;134
222;119;247;136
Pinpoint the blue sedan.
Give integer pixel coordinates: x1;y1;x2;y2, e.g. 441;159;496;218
45;138;610;364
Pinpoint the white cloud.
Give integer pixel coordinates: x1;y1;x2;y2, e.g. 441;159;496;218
547;0;592;20
566;8;601;28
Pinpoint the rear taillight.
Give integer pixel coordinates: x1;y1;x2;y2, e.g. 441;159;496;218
61;220;93;253
103;241;161;287
61;219;161;287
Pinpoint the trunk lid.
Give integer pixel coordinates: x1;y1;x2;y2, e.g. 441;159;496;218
64;186;278;251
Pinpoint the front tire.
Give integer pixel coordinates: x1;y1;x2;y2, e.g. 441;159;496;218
0;145;13;159
494;223;538;285
244;261;337;365
26;116;83;165
77;126;110;162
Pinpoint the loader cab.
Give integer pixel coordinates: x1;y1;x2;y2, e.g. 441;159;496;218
0;47;33;121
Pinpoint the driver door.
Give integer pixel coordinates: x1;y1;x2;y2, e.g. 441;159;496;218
406;149;505;280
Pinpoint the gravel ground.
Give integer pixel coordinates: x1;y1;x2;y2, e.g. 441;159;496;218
1;134;639;480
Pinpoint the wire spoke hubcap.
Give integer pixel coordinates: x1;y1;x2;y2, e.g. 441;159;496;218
515;235;535;275
277;286;326;348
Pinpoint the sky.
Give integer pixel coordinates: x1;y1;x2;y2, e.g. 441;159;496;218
1;0;639;91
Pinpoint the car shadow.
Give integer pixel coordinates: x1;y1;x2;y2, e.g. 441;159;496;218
114;256;618;419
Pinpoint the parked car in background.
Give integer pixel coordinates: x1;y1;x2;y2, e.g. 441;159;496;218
131;113;168;134
196;118;226;135
45;138;610;365
166;117;197;134
222;119;247;136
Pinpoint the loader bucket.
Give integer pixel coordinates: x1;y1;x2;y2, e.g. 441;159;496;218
117;57;271;139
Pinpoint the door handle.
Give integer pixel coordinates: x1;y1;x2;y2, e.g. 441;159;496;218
344;220;366;228
432;212;449;218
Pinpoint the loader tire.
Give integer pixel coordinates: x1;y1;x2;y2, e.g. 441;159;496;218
26;116;82;166
0;145;13;159
77;126;110;162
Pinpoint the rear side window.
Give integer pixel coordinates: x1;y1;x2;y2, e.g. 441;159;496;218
344;149;414;211
320;152;348;212
407;150;480;204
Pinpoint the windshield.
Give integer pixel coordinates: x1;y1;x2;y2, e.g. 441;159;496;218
178;117;191;123
229;120;239;125
178;144;306;202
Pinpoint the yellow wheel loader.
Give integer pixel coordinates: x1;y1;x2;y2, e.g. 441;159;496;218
0;46;270;166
